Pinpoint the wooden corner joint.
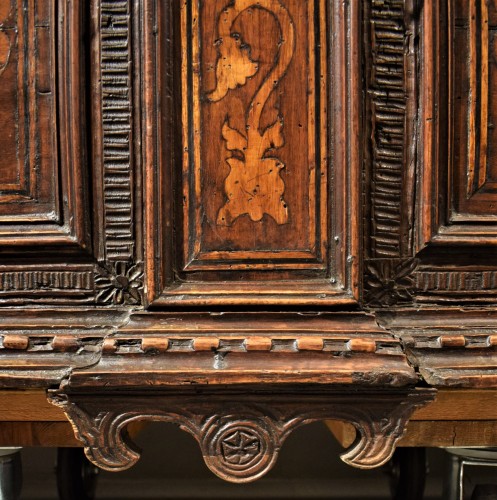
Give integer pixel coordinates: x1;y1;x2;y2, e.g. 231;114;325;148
48;387;435;483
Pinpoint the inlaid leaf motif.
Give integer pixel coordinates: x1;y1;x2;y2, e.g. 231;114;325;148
222;121;247;153
208;34;258;103
261;119;284;153
209;0;295;226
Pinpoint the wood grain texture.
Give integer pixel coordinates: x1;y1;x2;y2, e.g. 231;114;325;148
398;421;497;447
328;420;497;448
49;388;434;482
65;312;417;389
143;0;360;305
453;0;497;213
417;0;497;247
379;309;497;387
0;0;59;219
0;0;89;246
1;0;497;484
0;422;80;447
411;390;497;421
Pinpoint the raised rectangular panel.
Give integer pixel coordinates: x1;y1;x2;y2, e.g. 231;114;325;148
0;0;89;248
143;0;360;306
418;0;497;248
452;0;497;217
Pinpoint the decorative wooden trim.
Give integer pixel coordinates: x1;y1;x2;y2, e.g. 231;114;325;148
364;258;418;307
0;270;93;294
98;0;135;263
95;261;144;305
48;388;435;483
367;0;415;259
88;0;142;306
95;335;400;356
143;0;360;306
0;335;103;353
378;309;497;387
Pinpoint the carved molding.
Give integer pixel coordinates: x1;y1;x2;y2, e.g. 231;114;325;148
368;0;412;259
99;0;135;263
414;270;497;302
95;261;143;306
49;388;435;483
0;270;93;295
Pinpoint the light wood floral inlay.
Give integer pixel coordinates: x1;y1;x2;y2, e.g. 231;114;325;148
208;0;295;226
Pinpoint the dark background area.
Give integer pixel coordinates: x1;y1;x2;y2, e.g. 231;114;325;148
17;422;459;500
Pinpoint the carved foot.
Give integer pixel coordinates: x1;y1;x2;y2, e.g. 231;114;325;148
48;387;435;483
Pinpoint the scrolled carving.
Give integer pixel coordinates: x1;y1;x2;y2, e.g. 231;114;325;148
48;388;435;484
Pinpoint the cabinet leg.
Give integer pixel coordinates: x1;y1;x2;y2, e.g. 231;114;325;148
385;447;427;500
0;449;22;500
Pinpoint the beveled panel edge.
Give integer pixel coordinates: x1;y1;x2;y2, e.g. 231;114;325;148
142;0;361;306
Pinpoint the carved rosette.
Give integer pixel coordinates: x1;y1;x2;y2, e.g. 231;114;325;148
49;388;435;483
364;259;419;307
202;416;278;482
95;261;144;305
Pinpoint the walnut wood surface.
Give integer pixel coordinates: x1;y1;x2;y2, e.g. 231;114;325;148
0;0;496;484
143;0;360;305
49;387;434;483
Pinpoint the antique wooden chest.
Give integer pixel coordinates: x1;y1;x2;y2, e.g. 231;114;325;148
0;0;496;484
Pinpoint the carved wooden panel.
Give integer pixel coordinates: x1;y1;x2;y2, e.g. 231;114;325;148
143;0;360;306
364;0;497;308
0;0;89;246
418;0;497;248
453;0;497;216
0;0;143;305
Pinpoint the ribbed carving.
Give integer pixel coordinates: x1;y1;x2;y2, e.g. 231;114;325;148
369;0;406;258
100;0;134;261
416;271;497;292
0;271;93;292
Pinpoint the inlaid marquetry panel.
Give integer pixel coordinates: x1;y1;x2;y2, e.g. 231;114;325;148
144;0;360;305
185;0;324;268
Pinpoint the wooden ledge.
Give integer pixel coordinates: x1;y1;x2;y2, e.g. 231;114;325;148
328;389;497;448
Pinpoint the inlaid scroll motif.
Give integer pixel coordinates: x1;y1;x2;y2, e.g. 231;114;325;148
208;0;295;226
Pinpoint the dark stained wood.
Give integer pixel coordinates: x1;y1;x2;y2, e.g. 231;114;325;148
0;0;497;486
49;388;434;483
143;0;360;306
0;0;90;248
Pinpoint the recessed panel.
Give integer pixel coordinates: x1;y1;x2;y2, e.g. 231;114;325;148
453;0;497;217
182;0;327;271
145;0;360;305
0;0;59;221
